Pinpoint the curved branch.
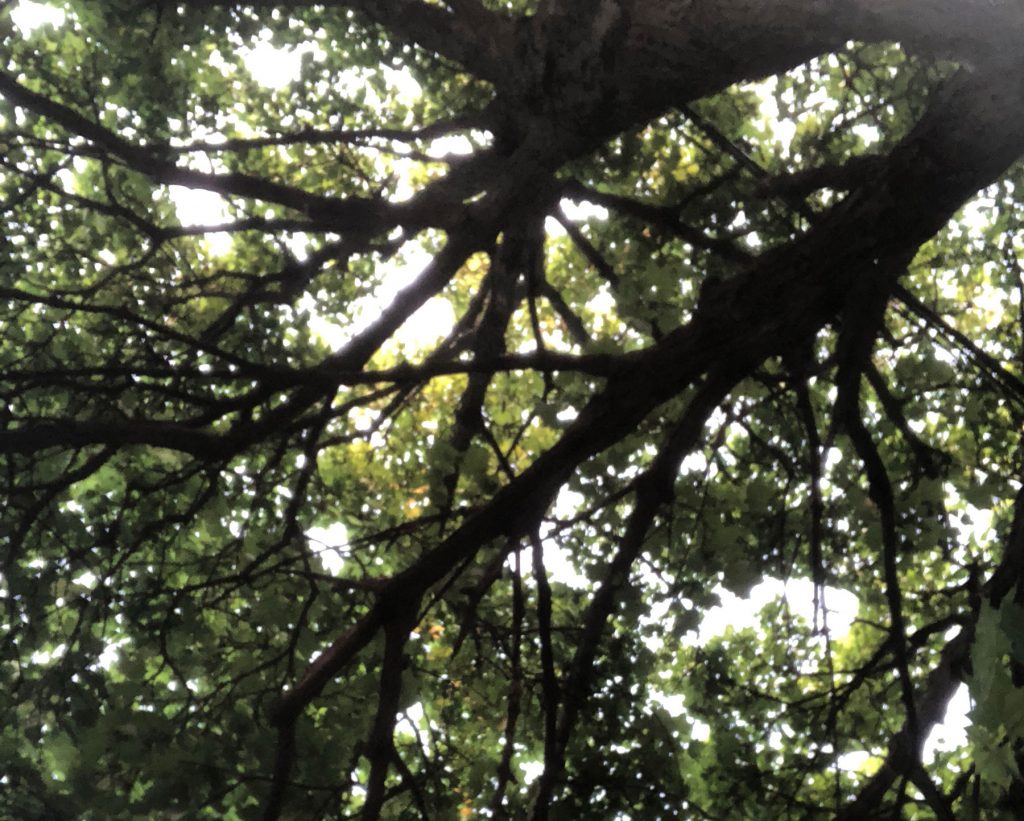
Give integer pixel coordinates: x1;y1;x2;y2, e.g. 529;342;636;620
270;56;1024;737
0;70;446;232
529;368;739;818
840;484;1024;817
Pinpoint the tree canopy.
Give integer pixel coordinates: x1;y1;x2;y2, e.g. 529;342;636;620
5;1;1024;818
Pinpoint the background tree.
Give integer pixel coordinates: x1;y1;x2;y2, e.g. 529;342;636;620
4;0;1024;817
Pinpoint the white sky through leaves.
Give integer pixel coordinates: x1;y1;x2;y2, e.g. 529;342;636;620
10;0;975;783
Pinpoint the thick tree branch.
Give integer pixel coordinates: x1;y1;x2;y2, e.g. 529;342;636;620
10;9;1024;817
360;610;418;821
244;0;515;82
266;57;1024;736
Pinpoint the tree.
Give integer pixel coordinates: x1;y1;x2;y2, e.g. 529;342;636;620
4;0;1024;817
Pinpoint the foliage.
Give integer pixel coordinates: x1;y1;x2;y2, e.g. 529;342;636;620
4;1;1024;818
